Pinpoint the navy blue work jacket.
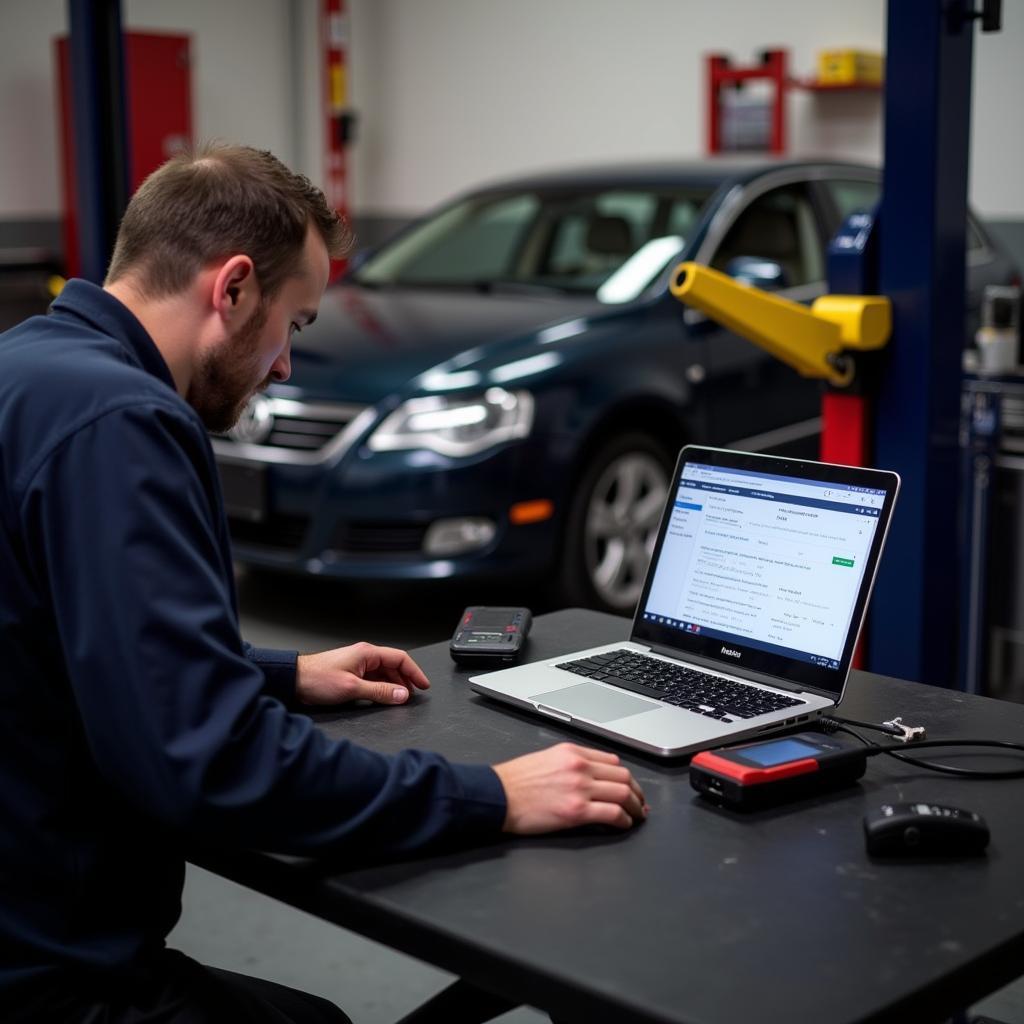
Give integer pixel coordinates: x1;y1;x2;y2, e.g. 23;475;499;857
0;281;506;1002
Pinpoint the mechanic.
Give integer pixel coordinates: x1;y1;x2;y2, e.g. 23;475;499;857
0;144;647;1024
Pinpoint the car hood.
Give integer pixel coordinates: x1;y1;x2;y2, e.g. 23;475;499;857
282;283;605;402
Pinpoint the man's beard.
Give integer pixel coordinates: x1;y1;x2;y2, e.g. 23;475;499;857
187;302;273;433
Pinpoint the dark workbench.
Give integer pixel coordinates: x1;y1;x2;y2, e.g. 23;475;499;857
193;609;1024;1024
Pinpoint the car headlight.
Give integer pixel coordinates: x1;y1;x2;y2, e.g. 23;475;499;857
367;387;534;457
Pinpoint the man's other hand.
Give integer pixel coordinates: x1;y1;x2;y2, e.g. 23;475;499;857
493;743;648;834
296;643;431;706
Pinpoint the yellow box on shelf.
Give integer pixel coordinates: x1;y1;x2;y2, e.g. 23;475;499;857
817;49;884;86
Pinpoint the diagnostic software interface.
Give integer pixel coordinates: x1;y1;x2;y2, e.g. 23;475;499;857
642;461;887;670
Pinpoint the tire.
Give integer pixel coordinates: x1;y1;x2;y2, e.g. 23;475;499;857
558;432;673;614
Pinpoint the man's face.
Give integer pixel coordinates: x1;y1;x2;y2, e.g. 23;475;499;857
188;226;330;432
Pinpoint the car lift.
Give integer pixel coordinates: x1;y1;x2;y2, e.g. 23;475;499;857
669;256;890;670
668;259;889;417
671;0;1003;687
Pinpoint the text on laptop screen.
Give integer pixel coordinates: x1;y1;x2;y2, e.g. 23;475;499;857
642;462;886;670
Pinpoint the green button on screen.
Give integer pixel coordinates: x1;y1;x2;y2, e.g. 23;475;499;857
832;556;855;567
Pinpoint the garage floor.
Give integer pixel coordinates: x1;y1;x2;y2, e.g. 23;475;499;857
166;569;1023;1024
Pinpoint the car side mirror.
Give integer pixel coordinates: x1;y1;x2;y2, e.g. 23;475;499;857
724;256;790;291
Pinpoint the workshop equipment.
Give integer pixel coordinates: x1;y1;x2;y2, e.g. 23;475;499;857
706;50;788;154
681;1;1005;689
817;49;884;87
321;0;356;278
669;262;890;387
669;260;891;465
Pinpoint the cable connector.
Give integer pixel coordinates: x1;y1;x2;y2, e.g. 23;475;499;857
817;714;927;742
882;716;926;743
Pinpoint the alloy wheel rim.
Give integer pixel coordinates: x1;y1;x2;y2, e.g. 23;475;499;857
582;451;669;610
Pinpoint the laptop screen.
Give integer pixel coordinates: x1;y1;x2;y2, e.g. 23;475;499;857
631;446;899;697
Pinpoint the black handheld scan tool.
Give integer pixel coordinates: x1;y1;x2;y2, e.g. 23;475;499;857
450;606;532;665
690;731;867;809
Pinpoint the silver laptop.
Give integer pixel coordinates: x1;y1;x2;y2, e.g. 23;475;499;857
472;445;900;757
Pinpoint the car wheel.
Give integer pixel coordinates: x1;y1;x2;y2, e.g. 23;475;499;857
559;433;673;614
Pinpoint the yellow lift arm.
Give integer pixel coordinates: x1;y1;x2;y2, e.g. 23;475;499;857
668;261;891;388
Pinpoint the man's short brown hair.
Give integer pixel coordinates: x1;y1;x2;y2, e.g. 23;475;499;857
105;143;352;299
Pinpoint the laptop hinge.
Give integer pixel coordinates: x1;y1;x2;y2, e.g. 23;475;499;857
640;641;837;700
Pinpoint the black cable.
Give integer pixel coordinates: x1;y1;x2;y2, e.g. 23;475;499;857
820;720;1024;780
820;722;871;746
821;714;904;738
873;739;1024;779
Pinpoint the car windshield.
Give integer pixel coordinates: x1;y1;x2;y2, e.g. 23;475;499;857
353;185;715;302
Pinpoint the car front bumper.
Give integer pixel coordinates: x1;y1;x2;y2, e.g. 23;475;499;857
216;435;569;582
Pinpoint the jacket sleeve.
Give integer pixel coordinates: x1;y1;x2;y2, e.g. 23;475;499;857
242;641;300;707
18;401;507;856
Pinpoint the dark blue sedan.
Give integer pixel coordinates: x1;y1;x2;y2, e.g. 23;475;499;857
213;160;1018;612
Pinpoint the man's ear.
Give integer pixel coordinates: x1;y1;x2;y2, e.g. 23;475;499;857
211;255;259;324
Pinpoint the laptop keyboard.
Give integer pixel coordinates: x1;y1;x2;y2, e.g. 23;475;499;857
554;650;804;721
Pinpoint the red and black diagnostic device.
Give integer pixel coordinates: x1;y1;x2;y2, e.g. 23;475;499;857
690;732;867;809
449;606;532;665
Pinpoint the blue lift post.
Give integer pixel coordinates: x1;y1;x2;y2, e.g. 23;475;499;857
67;0;130;284
867;0;982;687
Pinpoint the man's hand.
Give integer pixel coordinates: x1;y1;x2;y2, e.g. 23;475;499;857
492;743;648;834
296;642;431;706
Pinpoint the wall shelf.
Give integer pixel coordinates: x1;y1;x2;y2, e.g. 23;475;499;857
706;48;883;155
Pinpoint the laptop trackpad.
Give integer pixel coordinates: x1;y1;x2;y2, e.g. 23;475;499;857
532;682;658;722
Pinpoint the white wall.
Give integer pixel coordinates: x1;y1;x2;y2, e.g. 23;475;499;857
347;0;1024;219
125;0;295;160
0;0;66;217
347;0;888;214
970;1;1024;219
0;0;1021;221
0;0;296;218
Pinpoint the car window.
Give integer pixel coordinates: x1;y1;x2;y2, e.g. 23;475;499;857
825;179;880;222
710;184;824;287
826;177;987;254
598;192;660;237
355;185;714;295
543;192;658;281
665;196;704;239
360;194;541;285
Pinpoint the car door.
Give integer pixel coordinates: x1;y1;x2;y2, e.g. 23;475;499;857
819;175;1016;341
693;177;831;455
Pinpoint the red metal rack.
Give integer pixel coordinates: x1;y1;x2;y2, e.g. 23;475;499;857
706;49;789;155
706;49;883;156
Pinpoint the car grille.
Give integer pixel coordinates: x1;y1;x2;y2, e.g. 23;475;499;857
264;416;344;450
229;514;310;551
212;398;370;464
329;521;428;554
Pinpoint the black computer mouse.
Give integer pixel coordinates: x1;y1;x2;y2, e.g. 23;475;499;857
864;802;989;857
